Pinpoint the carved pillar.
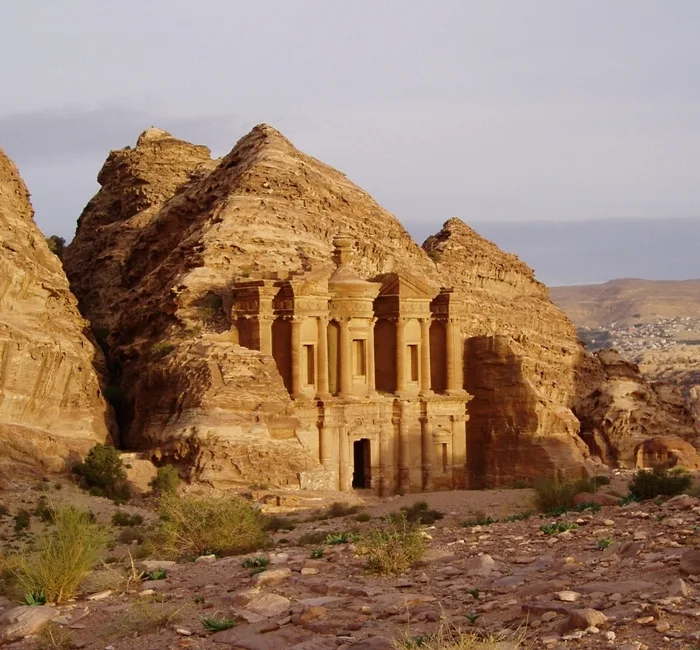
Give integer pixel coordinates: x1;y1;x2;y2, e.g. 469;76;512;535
319;421;333;470
398;404;410;492
290;317;303;399
338;425;350;491
445;318;459;393
420;416;433;491
339;318;352;397
419;317;432;396
395;317;406;395
316;316;330;399
259;316;273;356
451;415;467;489
367;318;377;396
378;425;390;496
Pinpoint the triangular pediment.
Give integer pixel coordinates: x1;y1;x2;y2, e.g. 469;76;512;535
377;271;440;300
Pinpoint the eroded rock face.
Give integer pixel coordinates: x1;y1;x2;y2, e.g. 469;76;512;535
0;147;113;473
574;349;700;468
424;219;601;486
65;125;602;488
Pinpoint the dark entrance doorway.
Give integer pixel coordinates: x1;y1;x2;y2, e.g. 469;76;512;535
352;439;371;488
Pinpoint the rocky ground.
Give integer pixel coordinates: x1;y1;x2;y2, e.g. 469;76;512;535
5;476;700;649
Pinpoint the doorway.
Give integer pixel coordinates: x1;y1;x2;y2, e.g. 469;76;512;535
352;439;371;488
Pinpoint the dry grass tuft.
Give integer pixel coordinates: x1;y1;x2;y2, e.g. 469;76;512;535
14;504;108;603
146;493;268;558
356;513;426;575
394;621;529;649
107;596;185;637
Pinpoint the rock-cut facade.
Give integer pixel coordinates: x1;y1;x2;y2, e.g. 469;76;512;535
231;233;471;494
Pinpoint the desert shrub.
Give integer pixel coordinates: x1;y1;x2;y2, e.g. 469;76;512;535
391;500;444;526
147;494;267;558
533;477;597;513
108;596;184;637
394;624;526;649
149;465;180;496
327;502;361;518
34;497;54;523
0;504;9;517
14;505;109;603
297;531;326;546
354;512;372;523
73;444;131;503
324;532;360;545
150;340;175;360
13;510;31;532
461;513;497;527
37;622;73;650
628;466;692;501
111;511;144;527
357;514;426;575
201;613;236;632
540;522;577;535
262;515;295;532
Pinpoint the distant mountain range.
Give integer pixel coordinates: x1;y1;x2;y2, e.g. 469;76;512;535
550;278;700;328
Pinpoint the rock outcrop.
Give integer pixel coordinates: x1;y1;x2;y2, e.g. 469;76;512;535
574;349;700;468
424;218;601;486
64;125;604;488
0;147;113;473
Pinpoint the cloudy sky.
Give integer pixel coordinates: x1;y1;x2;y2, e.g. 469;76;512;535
1;1;699;284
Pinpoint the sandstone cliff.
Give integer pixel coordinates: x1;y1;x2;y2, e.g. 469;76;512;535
66;125;605;488
573;349;700;468
0;147;113;473
423;218;602;486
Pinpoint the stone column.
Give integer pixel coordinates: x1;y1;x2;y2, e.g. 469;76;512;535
378;426;390;496
319;421;333;470
420;416;433;490
451;415;468;489
445;318;459;393
419;317;432;396
316;316;331;399
395;317;406;395
397;404;411;492
290;317;303;399
338;425;350;491
367;318;377;396
259;316;273;356
339;318;352;397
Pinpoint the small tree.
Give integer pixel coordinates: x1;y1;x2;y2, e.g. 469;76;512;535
45;235;66;259
73;444;131;503
629;466;692;500
149;465;180;497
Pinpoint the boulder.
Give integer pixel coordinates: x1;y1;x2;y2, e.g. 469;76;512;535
0;605;59;644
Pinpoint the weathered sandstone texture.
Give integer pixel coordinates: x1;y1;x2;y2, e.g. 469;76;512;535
423;219;602;486
573;349;700;468
65;124;605;489
0;147;113;473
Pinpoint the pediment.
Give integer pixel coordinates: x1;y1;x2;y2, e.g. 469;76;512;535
377;271;440;300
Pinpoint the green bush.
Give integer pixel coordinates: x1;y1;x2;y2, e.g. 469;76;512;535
357;514;426;575
147;494;268;558
73;444;131;503
389;501;444;526
628;467;692;501
149;465;180;496
111;511;144;527
14;505;108;603
533;477;599;513
13;510;30;532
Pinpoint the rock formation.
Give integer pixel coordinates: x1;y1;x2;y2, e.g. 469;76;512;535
423;219;602;486
573;349;700;468
65;124;604;489
0;147;113;474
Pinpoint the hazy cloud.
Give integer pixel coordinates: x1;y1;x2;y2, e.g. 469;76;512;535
1;0;699;284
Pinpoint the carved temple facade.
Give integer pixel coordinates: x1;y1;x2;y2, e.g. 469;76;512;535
231;234;472;494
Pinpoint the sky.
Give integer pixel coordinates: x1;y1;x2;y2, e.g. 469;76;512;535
1;1;699;285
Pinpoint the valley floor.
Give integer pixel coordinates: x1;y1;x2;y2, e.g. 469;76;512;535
3;475;700;649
